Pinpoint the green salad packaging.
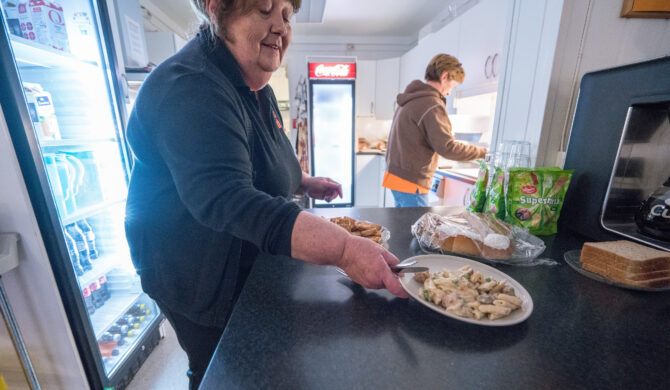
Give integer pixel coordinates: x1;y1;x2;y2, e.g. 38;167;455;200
484;167;506;220
506;167;573;235
466;159;488;213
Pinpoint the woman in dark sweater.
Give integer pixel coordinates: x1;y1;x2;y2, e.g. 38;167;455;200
124;0;408;388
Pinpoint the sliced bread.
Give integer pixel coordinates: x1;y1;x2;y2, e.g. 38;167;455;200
580;240;670;287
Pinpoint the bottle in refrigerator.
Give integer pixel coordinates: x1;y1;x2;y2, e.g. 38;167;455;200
98;332;119;357
98;275;110;301
117;315;140;329
108;324;130;337
128;303;150;317
88;281;104;308
82;286;95;315
2;0;23;37
66;223;91;271
63;228;84;276
43;154;67;215
77;219;99;259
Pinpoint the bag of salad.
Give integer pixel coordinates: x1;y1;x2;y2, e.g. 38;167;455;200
483;166;506;220
506;167;573;235
466;159;488;212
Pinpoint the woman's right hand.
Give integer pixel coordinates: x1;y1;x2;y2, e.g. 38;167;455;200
337;235;409;298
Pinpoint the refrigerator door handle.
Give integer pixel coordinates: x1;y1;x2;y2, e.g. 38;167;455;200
120;73;130;104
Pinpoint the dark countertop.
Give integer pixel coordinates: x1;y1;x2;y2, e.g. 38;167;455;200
201;207;670;390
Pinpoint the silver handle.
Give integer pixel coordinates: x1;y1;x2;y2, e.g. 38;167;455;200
370;101;374;114
491;53;499;78
121;73;130;103
484;55;492;79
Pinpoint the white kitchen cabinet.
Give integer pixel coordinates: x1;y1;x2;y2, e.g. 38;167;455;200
355;60;376;117
355;154;385;207
456;0;508;95
374;58;401;120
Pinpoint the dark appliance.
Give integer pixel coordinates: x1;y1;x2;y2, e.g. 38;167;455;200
0;1;163;388
560;56;670;251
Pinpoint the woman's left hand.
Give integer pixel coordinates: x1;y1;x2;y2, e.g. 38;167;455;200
299;175;343;202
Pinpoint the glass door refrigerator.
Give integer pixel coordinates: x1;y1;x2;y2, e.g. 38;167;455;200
308;61;356;207
0;1;161;388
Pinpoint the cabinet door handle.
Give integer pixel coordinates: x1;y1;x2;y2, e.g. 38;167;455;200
370;102;374;115
491;53;499;78
484;55;492;79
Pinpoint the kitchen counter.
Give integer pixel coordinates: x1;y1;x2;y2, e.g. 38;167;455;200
200;207;670;390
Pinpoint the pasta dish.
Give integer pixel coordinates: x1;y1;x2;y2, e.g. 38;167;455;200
415;266;522;320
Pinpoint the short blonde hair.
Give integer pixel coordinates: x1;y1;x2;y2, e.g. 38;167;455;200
425;54;465;83
191;0;302;39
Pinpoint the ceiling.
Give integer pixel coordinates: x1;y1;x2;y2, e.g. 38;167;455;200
141;0;454;41
293;0;449;37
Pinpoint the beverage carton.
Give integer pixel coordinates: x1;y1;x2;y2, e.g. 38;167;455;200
17;0;70;52
2;0;23;37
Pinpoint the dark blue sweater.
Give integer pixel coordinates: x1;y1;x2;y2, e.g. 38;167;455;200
124;29;302;326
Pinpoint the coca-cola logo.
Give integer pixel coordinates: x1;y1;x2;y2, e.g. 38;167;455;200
48;9;64;25
309;62;356;79
315;64;350;77
521;185;537;195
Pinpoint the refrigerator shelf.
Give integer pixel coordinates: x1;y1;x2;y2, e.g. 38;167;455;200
40;137;118;150
10;36;99;70
100;297;157;376
62;198;126;226
90;291;141;338
77;252;121;290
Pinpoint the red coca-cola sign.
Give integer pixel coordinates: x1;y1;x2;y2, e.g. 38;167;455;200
521;185;538;195
309;62;356;79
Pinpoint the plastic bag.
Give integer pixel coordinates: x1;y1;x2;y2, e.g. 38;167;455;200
466;159;488;213
411;210;556;266
505;167;573;235
484;166;506;219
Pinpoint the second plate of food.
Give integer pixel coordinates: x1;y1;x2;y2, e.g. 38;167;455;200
398;254;533;326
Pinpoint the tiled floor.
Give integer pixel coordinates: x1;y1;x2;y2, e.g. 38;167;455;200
126;320;188;390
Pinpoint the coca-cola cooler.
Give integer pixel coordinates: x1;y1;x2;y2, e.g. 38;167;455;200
308;61;356;207
0;0;162;388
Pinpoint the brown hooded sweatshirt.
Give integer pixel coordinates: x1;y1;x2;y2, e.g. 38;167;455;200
385;80;487;190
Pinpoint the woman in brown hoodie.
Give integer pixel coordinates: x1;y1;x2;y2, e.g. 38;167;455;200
383;54;487;207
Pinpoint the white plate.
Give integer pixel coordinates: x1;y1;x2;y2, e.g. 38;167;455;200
398;254;534;326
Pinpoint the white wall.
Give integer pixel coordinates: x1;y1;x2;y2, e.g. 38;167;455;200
536;0;670;166
0;109;88;389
